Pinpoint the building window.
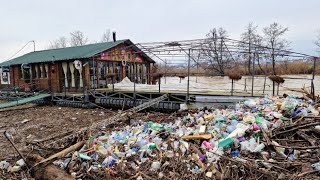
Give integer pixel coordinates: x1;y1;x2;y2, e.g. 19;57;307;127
39;64;47;78
33;64;39;79
115;62;121;83
20;66;31;82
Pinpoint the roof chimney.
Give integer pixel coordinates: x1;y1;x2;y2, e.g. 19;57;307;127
112;32;116;42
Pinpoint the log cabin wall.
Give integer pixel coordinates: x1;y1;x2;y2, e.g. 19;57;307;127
95;43;152;88
0;63;61;92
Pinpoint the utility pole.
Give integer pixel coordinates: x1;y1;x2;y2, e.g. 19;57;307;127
31;40;35;52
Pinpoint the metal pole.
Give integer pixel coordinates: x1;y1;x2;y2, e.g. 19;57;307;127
311;57;317;99
196;57;199;83
32;40;35;52
187;48;191;103
164;59;167;84
251;53;255;97
158;75;161;93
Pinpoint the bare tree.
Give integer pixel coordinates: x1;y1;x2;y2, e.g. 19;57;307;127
201;27;233;75
70;30;88;46
262;22;289;95
48;36;68;49
101;29;111;42
240;23;259;74
253;35;267;74
315;30;320;51
262;22;289;75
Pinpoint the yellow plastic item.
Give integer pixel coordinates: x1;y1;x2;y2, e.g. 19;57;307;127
182;134;212;140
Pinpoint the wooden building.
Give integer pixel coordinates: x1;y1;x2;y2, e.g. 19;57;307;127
0;39;155;93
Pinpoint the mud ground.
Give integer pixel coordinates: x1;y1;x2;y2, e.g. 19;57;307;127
0;104;175;164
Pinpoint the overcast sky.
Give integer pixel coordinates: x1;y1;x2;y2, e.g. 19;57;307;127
0;0;319;62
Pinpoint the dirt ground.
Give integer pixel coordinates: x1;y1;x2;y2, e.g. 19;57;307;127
0;104;175;166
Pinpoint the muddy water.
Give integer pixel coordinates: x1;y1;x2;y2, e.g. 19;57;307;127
158;75;319;96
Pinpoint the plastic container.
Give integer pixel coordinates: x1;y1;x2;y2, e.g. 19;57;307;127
202;141;213;150
253;124;260;131
232;150;240;157
218;138;233;148
312;162;320;170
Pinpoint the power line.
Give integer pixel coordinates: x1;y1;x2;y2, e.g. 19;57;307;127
5;40;35;62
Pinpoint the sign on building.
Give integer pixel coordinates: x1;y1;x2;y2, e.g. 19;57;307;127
0;66;10;85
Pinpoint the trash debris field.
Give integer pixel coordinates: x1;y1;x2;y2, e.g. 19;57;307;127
0;94;320;179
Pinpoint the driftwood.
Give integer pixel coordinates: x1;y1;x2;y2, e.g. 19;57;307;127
32;130;73;144
272;144;320;150
33;140;84;167
296;131;316;146
27;154;74;180
273;122;320;137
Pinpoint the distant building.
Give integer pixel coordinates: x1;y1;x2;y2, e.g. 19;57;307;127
0;39;155;92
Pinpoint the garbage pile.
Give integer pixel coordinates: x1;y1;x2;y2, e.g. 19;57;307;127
4;96;320;179
48;96;320;179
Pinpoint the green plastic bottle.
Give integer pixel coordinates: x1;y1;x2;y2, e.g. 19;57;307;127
218;138;233;148
148;143;156;150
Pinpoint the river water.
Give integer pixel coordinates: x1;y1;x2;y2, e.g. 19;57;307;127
113;75;319;97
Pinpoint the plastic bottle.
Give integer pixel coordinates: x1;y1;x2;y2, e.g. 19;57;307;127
173;141;179;151
226;125;236;133
232;150;240;157
218;138;233;148
180;144;186;154
153;137;163;145
161;142;168;151
148;143;156;150
151;161;161;171
102;156;116;167
139;150;145;160
202;141;213;150
137;139;147;148
253;143;265;152
253;124;260;131
190;165;201;174
311;162;320;170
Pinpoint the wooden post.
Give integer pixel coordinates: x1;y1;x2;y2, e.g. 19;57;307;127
244;78;247;92
263;75;266;94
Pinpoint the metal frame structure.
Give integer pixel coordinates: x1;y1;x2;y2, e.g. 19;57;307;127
122;37;319;100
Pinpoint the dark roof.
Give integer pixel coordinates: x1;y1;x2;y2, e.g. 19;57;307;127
1;39;155;66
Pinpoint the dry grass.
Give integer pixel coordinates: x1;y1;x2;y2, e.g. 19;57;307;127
269;75;285;84
227;72;242;80
158;61;316;76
